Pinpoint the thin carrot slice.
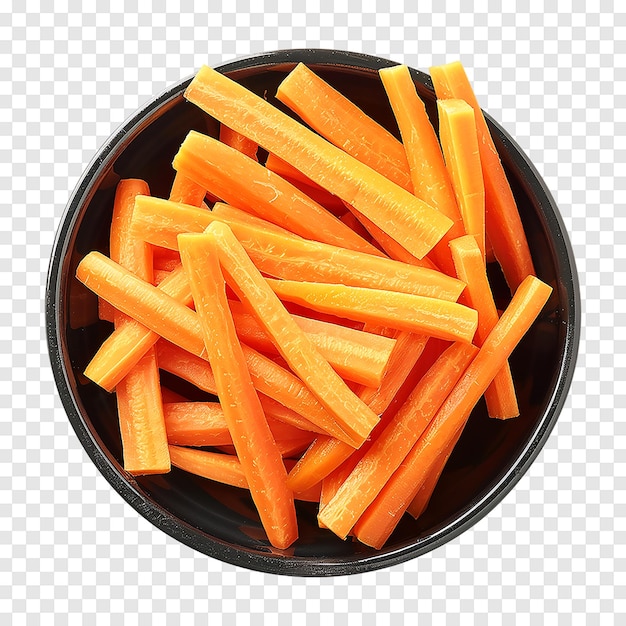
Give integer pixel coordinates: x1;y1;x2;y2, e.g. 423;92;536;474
353;275;553;548
437;99;485;258
430;61;535;290
450;235;519;419
219;123;258;161
275;63;413;191
378;64;465;276
168;171;207;207
109;179;170;476
155;340;329;437
205;222;380;448
228;300;396;388
178;231;297;549
183;66;452;259
173;131;380;256
286;333;429;493
266;279;478;343
318;342;477;539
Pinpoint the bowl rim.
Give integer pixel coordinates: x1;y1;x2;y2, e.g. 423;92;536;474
46;48;580;577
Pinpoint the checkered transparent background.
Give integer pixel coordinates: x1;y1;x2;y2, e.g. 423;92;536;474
2;2;624;623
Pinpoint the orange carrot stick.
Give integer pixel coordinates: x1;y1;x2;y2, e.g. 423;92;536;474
178;231;297;549
168;171;207;207
164;401;314;449
275;63;413;191
131;197;460;300
406;427;462;519
109;179;170;475
205;222;380;448
430;61;535;290
183;66;452;259
286;332;429;493
266;279;478;343
353;275;552;548
450;235;519;418
169;446;249;488
378;64;465;276
437;99;485;259
219;123;259;161
343;204;440;271
164;401;233;446
170;447;320;502
215;218;465;301
173;131;380;256
84;264;193;392
318;342;477;539
228;300;396;388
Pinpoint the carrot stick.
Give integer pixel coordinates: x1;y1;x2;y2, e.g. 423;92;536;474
437;99;485;259
164;401;314;451
173;131;380;256
109;179;170;475
155;340;330;437
159;387;188;404
132;197;460;301
84;264;193;392
183;66;453;259
275;63;413;192
178;231;297;549
266;279;478;343
214;218;465;301
358;332;430;415
205;223;380;448
219;123;258;161
318;342;477;539
406;427;462;519
430;61;535;291
343;204;440;271
264;152;314;187
164;401;232;446
228;300;396;388
450;235;519;419
170;447;320;502
378;64;465;276
353;275;552;548
286;333;429;493
169;446;249;488
168;171;207;207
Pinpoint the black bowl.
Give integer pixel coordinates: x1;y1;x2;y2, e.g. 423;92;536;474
46;49;579;576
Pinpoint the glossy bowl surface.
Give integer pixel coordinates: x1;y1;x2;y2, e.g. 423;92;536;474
46;49;579;576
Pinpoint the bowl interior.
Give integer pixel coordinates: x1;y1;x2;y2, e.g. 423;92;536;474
48;50;578;575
